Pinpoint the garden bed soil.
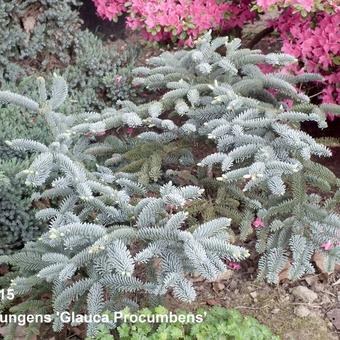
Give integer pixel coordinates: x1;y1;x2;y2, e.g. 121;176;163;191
164;267;340;340
0;267;339;339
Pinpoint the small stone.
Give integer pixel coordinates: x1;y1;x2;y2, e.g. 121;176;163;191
271;308;280;314
312;282;324;293
294;306;310;318
215;270;233;282
327;308;340;330
250;291;258;299
321;294;331;304
292;285;318;303
304;275;318;286
215;282;225;291
327;321;334;329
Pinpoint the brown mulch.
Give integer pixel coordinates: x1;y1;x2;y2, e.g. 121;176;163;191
163;266;340;340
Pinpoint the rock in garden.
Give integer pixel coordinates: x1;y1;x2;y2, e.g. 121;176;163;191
294;306;310;318
292;286;318;303
327;308;340;330
271;308;280;314
250;291;258;299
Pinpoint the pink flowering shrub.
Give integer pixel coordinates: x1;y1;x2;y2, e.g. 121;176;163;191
254;1;340;108
255;0;337;13
92;0;339;108
255;1;339;112
130;0;256;45
270;8;340;115
92;0;255;45
92;0;126;21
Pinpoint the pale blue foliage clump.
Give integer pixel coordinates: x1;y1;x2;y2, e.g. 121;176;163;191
0;33;339;339
0;75;248;337
74;32;340;283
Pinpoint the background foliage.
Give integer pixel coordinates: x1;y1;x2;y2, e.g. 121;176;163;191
0;0;138;254
114;306;279;340
92;0;340;106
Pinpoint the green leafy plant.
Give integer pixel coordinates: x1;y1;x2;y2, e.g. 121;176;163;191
0;0;138;111
61;30;139;111
90;325;115;340
112;306;278;340
0;0;82;82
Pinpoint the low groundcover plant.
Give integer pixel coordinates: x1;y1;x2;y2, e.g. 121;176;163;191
92;306;279;340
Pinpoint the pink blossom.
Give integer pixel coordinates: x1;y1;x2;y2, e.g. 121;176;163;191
321;241;334;251
92;0;126;21
252;217;265;229
127;127;134;135
256;0;279;10
271;8;340;116
92;0;255;45
228;262;241;270
115;75;123;84
282;99;294;109
258;64;274;74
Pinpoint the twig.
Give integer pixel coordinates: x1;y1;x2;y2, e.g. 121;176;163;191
246;26;274;49
324;290;336;297
332;278;340;286
309;90;324;98
290;302;322;308
234;305;270;310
